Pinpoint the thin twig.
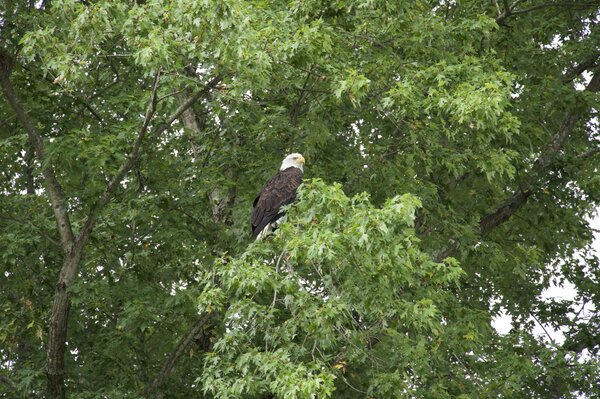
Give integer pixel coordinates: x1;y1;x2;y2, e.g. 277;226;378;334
21;64;107;127
339;375;368;394
573;299;589;321
0;214;61;248
157;88;188;103
530;311;556;345
275;249;286;273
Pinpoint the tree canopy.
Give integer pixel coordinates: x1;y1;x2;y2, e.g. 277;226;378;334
1;0;599;398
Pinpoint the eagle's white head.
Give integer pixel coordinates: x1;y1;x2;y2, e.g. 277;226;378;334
280;153;305;172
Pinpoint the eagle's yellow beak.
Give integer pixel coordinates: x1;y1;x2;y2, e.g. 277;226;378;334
298;155;306;164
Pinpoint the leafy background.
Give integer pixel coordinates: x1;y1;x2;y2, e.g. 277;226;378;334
1;0;599;398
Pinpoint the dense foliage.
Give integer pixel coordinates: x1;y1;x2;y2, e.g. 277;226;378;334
1;0;599;398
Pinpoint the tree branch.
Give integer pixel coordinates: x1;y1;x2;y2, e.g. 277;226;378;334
42;68;108;127
44;70;219;399
165;75;222;127
492;0;502;17
1;51;221;398
290;68;312;127
142;312;212;398
0;49;75;253
75;70;162;247
563;322;600;353
497;1;600;23
0;213;62;248
577;146;600;159
480;72;600;233
74;96;106;127
563;53;600;83
76;74;222;247
509;1;600;17
0;49;81;399
479;188;532;237
436;70;600;261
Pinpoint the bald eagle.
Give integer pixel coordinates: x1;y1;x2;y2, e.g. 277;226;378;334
251;153;305;239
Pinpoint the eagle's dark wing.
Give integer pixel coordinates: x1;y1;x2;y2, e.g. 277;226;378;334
251;167;303;237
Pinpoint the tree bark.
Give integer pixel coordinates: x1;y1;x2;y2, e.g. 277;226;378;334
45;259;75;399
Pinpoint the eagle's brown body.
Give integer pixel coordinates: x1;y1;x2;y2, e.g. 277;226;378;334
251;166;303;238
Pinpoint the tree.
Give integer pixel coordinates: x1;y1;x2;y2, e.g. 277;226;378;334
1;0;599;398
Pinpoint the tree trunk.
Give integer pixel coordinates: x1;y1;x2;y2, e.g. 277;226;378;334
46;251;81;399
